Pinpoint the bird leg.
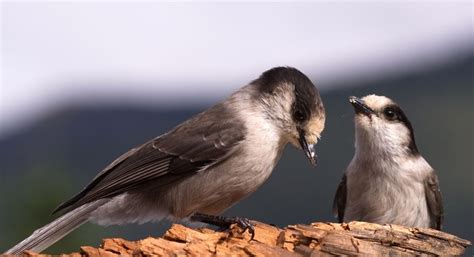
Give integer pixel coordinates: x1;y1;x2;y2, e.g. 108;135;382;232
190;213;255;240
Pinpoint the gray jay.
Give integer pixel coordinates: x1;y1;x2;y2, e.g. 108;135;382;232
333;95;443;230
6;67;325;254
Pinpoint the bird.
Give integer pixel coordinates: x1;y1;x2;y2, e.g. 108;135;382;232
333;95;443;230
6;66;326;254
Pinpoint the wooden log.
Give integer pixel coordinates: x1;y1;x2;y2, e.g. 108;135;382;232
6;221;471;256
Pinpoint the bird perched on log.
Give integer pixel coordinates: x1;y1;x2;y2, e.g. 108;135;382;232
333;95;443;229
6;67;325;254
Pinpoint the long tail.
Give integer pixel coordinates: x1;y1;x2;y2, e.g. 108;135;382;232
5;199;107;255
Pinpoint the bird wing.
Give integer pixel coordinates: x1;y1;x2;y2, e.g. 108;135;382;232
53;103;246;214
332;174;347;223
424;172;444;230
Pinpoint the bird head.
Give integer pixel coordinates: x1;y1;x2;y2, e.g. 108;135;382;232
349;94;418;156
252;67;325;166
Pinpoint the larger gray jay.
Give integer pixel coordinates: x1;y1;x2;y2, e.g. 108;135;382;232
6;67;326;254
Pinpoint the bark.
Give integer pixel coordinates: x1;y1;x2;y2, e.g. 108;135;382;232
12;221;472;256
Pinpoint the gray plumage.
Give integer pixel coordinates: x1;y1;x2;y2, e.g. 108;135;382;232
333;94;443;230
6;200;108;254
6;67;325;254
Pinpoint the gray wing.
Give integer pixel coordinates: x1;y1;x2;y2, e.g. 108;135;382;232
424;172;444;230
54;103;246;214
332;174;347;223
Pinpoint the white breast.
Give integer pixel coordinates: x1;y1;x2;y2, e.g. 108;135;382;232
344;157;432;228
90;99;287;227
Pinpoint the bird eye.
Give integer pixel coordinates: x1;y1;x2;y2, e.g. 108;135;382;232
295;110;305;121
383;108;397;121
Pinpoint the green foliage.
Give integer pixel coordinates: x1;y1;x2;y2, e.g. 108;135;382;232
0;166;105;253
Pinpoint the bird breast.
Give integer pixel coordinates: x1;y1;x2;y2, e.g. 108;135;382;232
344;159;431;228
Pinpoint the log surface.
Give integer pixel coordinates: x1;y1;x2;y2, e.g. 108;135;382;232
12;221;472;256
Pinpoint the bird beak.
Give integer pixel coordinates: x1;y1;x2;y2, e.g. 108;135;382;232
349;96;374;116
298;129;317;166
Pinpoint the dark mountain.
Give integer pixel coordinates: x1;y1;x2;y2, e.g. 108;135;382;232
1;54;472;254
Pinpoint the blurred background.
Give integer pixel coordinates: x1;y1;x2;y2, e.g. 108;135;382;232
1;1;472;254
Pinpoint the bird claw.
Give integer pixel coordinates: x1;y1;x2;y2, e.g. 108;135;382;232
190;213;255;240
232;217;255;240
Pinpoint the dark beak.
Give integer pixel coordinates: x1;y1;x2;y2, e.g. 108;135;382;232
298;129;317;166
349;96;374;116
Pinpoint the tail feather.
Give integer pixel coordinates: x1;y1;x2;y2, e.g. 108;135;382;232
5;200;107;255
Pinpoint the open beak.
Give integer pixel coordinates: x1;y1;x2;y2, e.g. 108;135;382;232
349;96;374;116
298;129;317;166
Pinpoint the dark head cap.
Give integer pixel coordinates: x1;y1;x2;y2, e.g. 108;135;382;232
252;67;325;166
253;66;324;124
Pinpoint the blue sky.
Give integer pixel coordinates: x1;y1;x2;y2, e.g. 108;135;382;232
1;1;472;135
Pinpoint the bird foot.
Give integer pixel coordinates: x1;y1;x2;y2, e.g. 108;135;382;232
190;213;255;240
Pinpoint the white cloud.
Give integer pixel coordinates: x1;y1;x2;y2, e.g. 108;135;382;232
0;1;472;134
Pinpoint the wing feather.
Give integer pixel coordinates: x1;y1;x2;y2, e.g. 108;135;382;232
332;174;347;223
54;104;246;214
425;172;444;230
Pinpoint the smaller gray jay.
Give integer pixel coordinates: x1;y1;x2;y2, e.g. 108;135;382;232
333;95;443;229
6;67;325;254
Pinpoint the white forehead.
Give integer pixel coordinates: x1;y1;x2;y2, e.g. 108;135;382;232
361;94;394;110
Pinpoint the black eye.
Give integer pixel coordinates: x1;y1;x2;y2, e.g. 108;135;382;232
383;108;397;121
295;110;305;121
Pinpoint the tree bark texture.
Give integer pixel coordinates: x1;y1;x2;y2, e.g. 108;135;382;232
8;221;471;256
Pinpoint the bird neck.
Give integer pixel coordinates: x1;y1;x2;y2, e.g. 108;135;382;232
353;130;409;166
